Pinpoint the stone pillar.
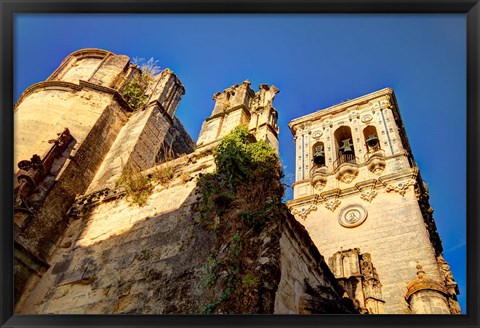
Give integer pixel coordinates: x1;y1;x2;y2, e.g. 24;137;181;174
146;68;185;118
328;248;385;314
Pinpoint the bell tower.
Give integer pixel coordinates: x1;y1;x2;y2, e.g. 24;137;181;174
287;88;460;314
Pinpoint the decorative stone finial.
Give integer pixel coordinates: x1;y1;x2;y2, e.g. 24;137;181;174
416;263;425;279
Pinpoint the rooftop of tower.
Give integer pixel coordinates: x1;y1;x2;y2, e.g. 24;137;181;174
288;87;395;133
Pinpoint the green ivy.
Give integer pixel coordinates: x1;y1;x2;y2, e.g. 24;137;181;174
197;126;285;314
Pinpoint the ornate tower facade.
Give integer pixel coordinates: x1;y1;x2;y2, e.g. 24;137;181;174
287;88;460;314
196;80;280;150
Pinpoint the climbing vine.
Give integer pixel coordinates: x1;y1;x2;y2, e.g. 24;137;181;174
196;125;284;313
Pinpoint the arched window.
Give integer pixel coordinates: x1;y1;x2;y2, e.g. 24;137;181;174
334;126;356;167
312;142;326;167
363;126;380;153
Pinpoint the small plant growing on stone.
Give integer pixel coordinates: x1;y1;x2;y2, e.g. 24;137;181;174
153;165;175;185
180;172;191;183
116;163;153;206
120;57;160;110
152;144;176;185
241;272;258;289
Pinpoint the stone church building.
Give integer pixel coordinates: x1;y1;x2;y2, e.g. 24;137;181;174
13;48;460;314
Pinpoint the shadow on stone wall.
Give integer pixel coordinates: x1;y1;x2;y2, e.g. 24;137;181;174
16;176;355;315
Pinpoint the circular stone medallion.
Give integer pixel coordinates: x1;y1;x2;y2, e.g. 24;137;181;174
312;131;323;139
338;204;368;228
361;115;373;123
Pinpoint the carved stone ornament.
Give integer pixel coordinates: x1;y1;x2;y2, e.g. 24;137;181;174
348;112;359;121
361;115;373;123
311;174;328;191
323;120;333;129
436;254;459;296
448;298;462;314
367;155;386;175
338;204;368;228
385;179;416;196
312;131;323;139
336;164;359;184
360;189;377;203
291;204;317;220
405;263;448;302
383;100;393;109
325;199;341;212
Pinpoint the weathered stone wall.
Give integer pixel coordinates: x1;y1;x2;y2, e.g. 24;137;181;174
197;116;222;147
16;151;354;315
14;87;115;167
155;117;196;163
146;69;185;118
275;212;354;314
13;242;49;304
217;108;250;139
13;49;136;302
15;153;214;314
14;100;128;302
291;186;440;314
13;48;194;305
15;101;128;258
409;290;450;314
14;48;356;315
196;81;280;150
46;48;130;88
86;105;194;193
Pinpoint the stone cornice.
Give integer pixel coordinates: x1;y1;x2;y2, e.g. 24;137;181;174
288;167;419;210
405;277;448;301
15;81;81;107
47;48;113;81
15;79;134;113
204;104;251;122
301;152;413;185
286;194;317;208
64;48;112;60
256;121;279;137
195;139;222;152
288;88;393;135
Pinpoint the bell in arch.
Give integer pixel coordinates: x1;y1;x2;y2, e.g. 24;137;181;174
313;145;325;166
339;138;354;154
366;134;379;148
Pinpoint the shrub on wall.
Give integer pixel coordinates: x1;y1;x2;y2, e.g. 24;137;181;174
121;58;160;110
196;125;285;314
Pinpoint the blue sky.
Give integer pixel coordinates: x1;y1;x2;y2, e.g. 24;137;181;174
14;14;466;312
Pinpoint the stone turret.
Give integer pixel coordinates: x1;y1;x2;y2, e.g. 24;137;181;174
196;81;280;149
405;264;453;314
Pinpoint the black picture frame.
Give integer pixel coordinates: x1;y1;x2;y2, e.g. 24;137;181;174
1;1;478;327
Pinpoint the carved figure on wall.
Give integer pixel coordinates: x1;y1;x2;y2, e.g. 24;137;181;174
14;128;73;210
